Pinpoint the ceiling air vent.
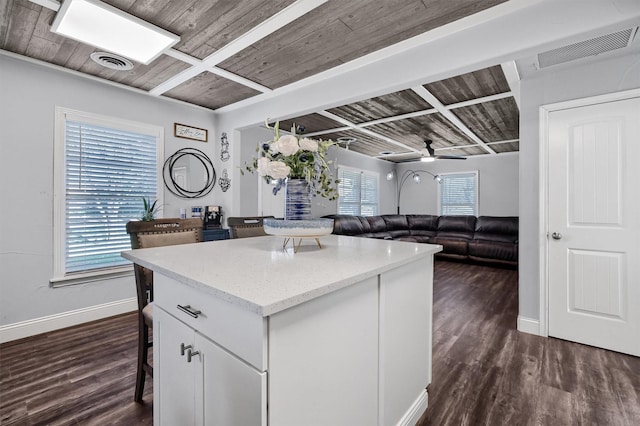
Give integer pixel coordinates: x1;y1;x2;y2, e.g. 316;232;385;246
538;27;637;69
90;52;134;71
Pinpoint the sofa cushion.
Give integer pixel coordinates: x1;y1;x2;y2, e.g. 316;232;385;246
381;215;410;238
469;240;518;262
331;215;369;236
406;215;439;231
366;216;388;233
436;215;477;240
433;237;469;255
473;216;519;243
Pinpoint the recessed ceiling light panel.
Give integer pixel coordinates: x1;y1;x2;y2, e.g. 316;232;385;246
51;0;180;65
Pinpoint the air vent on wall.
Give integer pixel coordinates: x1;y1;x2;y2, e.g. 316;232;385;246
90;52;134;71
538;27;637;69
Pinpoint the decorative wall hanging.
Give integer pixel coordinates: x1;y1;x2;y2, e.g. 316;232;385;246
219;168;231;192
163;148;216;198
174;123;208;142
220;132;230;161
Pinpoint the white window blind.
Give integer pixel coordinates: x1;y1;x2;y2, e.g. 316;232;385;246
439;172;478;215
56;110;161;277
338;167;379;216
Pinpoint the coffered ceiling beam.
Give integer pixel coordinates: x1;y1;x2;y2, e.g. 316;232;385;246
485;138;520;146
29;0;60;11
318;110;421;154
410;85;496;155
29;0;274;95
304;126;353;137
500;61;521;109
358;108;439;128
150;0;328;96
446;91;514;110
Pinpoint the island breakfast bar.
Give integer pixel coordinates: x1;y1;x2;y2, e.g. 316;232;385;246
122;234;442;426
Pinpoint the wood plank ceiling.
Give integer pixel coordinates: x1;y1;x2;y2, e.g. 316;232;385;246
0;0;519;161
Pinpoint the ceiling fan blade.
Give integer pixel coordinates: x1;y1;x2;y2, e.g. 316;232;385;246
424;139;466;160
434;154;467;160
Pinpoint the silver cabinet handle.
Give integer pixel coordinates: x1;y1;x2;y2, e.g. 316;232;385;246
177;304;202;318
551;232;562;240
180;343;192;356
187;349;200;363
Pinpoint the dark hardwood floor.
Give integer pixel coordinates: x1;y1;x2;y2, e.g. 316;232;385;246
419;261;640;426
0;312;153;425
1;261;638;425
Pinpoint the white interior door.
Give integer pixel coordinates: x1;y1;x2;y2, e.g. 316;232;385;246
547;94;640;356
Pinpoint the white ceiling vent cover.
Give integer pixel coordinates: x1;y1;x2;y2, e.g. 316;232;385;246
538;27;637;68
90;52;134;71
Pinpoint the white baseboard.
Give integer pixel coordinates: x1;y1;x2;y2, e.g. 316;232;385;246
397;389;429;426
0;298;137;344
517;315;541;336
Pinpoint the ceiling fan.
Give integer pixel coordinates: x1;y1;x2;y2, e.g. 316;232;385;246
390;139;467;163
420;139;466;161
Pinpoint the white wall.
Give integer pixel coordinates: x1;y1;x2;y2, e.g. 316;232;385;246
518;51;640;322
397;153;519;216
0;55;217;328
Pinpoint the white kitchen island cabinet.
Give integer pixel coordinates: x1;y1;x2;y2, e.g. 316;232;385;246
122;234;441;426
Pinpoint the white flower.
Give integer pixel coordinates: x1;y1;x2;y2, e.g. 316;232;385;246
268;161;291;179
299;138;318;152
257;157;270;176
272;135;299;156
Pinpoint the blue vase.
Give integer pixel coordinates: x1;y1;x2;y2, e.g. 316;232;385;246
284;178;311;220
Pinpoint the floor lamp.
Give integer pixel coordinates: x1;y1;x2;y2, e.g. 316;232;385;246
387;169;442;214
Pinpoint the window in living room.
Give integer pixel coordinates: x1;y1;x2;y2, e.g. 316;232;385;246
337;167;379;216
52;107;163;284
438;171;478;215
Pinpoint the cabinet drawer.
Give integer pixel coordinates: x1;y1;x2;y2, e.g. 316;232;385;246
154;273;267;371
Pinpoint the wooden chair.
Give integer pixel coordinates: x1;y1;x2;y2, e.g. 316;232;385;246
126;218;203;402
227;216;274;238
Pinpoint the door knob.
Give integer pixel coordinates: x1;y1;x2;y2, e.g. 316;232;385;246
551;232;562;240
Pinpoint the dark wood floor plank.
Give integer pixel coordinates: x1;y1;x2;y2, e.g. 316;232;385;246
418;261;640;426
1;261;639;425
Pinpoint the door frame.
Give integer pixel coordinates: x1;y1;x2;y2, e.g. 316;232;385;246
538;87;640;338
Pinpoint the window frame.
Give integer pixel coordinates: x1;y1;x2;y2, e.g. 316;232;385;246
437;171;479;216
52;107;164;285
337;166;379;216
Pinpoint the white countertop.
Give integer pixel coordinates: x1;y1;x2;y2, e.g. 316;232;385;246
121;235;441;317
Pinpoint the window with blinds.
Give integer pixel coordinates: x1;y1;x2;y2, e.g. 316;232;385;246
55;109;162;278
338;167;379;216
438;171;478;215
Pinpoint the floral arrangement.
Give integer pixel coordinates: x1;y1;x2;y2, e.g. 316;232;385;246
244;120;339;200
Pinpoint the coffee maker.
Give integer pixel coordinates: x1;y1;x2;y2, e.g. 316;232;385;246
204;205;223;229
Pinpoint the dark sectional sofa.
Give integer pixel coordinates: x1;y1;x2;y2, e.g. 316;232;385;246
327;214;518;268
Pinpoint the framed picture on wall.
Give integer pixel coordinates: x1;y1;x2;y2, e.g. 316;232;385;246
174;123;208;142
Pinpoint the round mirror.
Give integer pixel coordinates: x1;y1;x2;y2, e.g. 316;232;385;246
163;148;216;198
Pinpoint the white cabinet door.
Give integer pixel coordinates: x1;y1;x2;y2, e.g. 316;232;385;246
195;333;267;426
379;259;432;425
268;277;379;426
155;307;197;426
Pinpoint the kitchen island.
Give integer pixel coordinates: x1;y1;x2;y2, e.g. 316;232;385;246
122;234;441;426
